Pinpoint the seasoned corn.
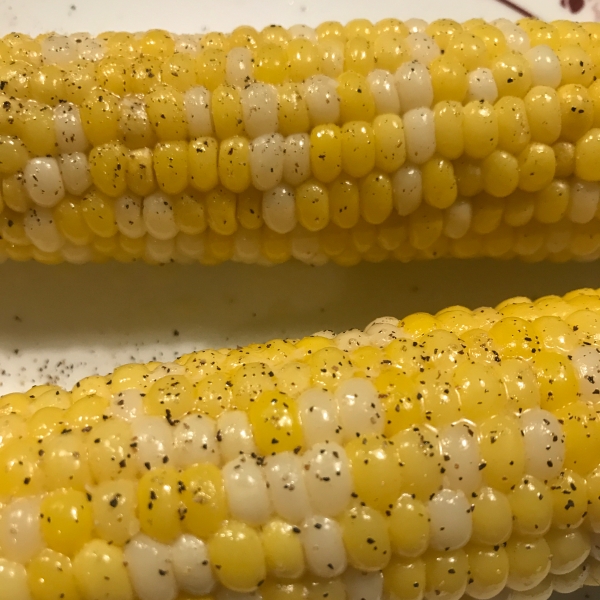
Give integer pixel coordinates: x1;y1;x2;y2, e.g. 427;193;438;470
2;289;600;598
3;21;600;263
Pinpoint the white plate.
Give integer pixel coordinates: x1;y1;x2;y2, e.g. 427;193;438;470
0;3;598;599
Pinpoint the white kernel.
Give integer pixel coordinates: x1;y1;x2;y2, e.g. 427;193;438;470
262;185;297;234
264;450;312;524
226;46;254;88
283;133;311;186
24;207;64;253
114;193;146;239
173;414;221;468
232;227;261;264
144;236;174;264
428;488;472;551
289;24;318;42
403;107;436;165
41;34;78;65
405;33;441;66
392;164;422;216
107;389;144;422
571;346;600;402
394;60;433;112
297;388;342;447
439;421;482;494
525;45;562;89
545;220;573;254
223;454;272;525
59;152;92;196
343;568;384;600
185;87;214;138
301;515;347;577
335;329;369;351
291;226;328;265
0;559;31;600
61;242;93;264
0;497;43;564
249;133;285;191
130;415;174;471
71;33;105;61
304;75;341;126
444;198;472;239
334;378;384;441
143;192;178;241
124;534;177;600
241;83;279;138
568;179;600;224
171;534;215;596
54;102;88;153
24;157;65;208
519;408;565;482
176;232;205;260
467;68;499;103
553;566;587;594
302;442;352;516
492;20;530;53
366;69;400;115
216;410;258;463
405;18;428;34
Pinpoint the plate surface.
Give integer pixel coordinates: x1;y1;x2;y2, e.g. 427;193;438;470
0;2;598;599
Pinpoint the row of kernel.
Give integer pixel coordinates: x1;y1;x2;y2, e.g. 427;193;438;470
3;542;598;600
4;20;600;92
7;71;600;152
5;218;600;265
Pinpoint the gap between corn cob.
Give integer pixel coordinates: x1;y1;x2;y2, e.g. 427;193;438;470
3;288;600;598
3;20;600;263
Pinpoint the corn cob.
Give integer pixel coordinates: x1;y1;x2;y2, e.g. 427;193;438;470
4;288;600;599
3;19;600;264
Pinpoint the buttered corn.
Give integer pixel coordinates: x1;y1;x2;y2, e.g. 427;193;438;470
3;288;600;598
4;21;600;262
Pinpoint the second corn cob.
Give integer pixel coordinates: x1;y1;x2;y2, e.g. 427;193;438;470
3;288;600;598
3;20;600;263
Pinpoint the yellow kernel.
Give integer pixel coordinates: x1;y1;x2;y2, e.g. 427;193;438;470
229;26;259;50
463;100;498;159
72;540;133;600
278;83;310;136
518;143;556;193
237;187;263;230
557;45;594;87
525;86;562;145
344;36;374;76
81;190;118;238
408;204;443;250
196;48;227;91
296;179;329;232
383;557;426;600
139;29;175;59
421;155;457;209
0;437;44;496
40;489;93;556
137;467;182;544
509;476;553;536
454;157;482;197
340;502;391;571
496;96;531;155
124;148;155;196
466;544;509;599
152;141;189;194
0;136;29;176
532;350;578;411
80;89;121;146
492;51;532;98
310;124;342;184
89;142;128;198
471;486;513;546
29;64;66;105
430;56;467;103
548;469;588;529
188;137;218;193
345;433;401;511
482;150;519;198
287;38;319;83
254;43;288;85
218;136;250;193
248;390;302;454
96;57;128;96
426;19;462;51
27;549;80;600
337;71;375;123
206;185;237;235
373;33;409;73
209;521;267;592
424;549;469;599
261;519;305;579
180;462;227;538
387;493;430;557
359;171;393;225
445;31;488;71
575;128;600;182
558;84;593;144
146;84;187;141
340;121;375;179
533;180;569;223
432;100;463;161
328;175;359;229
160;52;196;92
